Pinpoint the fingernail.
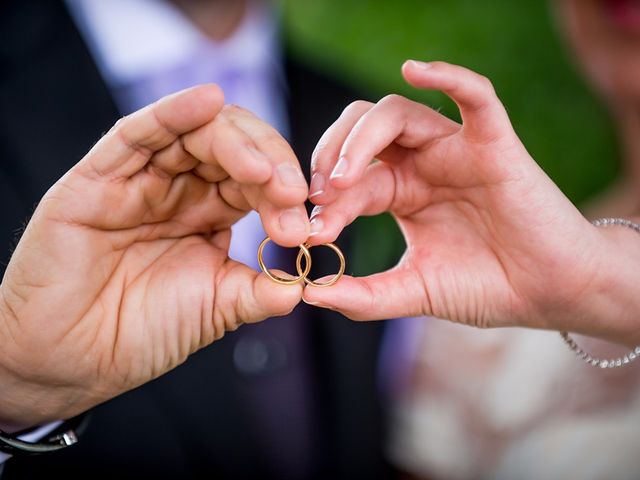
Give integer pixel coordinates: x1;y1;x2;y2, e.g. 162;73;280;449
309;173;325;198
330;157;348;179
302;298;324;307
276;163;307;188
309;217;324;237
279;208;307;232
408;60;432;70
310;205;324;218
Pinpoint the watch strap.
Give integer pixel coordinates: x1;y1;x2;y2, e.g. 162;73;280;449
0;413;89;456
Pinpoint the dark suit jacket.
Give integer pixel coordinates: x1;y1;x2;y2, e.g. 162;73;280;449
0;1;391;479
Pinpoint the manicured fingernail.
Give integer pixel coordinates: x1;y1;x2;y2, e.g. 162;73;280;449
276;163;306;188
309;217;324;237
330;157;348;179
279;208;307;232
309;173;325;198
408;60;432;70
310;205;324;218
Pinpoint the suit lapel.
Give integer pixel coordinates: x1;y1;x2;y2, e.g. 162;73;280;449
0;0;119;196
0;0;120;270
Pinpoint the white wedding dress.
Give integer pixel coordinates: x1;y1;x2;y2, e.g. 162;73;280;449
388;319;640;480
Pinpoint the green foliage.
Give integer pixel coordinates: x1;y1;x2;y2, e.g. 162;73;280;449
283;0;619;274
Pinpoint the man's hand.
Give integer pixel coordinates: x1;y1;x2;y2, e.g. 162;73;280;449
304;60;640;345
0;85;310;429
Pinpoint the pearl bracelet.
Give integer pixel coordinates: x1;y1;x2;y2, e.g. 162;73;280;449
560;218;640;369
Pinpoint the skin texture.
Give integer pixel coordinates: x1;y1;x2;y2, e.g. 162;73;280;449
0;85;310;429
304;60;640;345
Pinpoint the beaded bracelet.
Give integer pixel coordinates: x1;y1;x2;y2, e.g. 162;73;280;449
560;218;640;368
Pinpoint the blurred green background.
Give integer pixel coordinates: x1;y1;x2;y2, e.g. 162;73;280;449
282;0;620;275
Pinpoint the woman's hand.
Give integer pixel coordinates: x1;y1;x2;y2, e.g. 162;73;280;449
0;85;310;428
304;60;640;345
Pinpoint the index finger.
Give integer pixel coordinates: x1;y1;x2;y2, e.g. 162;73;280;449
326;94;458;191
402;60;511;142
184;105;311;247
80;84;224;179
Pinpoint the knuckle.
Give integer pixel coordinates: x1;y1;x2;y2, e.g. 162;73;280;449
379;93;405;108
107;118;127;139
223;103;244;113
475;74;496;96
428;60;449;72
261;133;292;157
342;99;371;117
221;104;251;119
112;115;127;130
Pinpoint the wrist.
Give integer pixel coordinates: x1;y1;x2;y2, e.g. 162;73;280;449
569;219;640;346
0;360;75;433
0;363;41;433
0;288;63;431
0;293;26;432
0;287;97;429
0;370;68;434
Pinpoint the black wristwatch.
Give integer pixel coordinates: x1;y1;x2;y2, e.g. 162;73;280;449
0;414;89;456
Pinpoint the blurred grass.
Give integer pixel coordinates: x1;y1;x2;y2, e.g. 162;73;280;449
283;0;619;275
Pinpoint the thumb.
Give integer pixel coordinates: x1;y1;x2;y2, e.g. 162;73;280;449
401;59;511;141
214;260;304;331
302;269;429;321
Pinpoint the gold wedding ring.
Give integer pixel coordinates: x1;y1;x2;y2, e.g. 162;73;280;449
257;236;345;287
295;243;345;287
258;237;311;285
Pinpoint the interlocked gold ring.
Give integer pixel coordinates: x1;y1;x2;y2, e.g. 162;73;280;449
257;237;312;285
295;242;346;287
257;237;346;287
